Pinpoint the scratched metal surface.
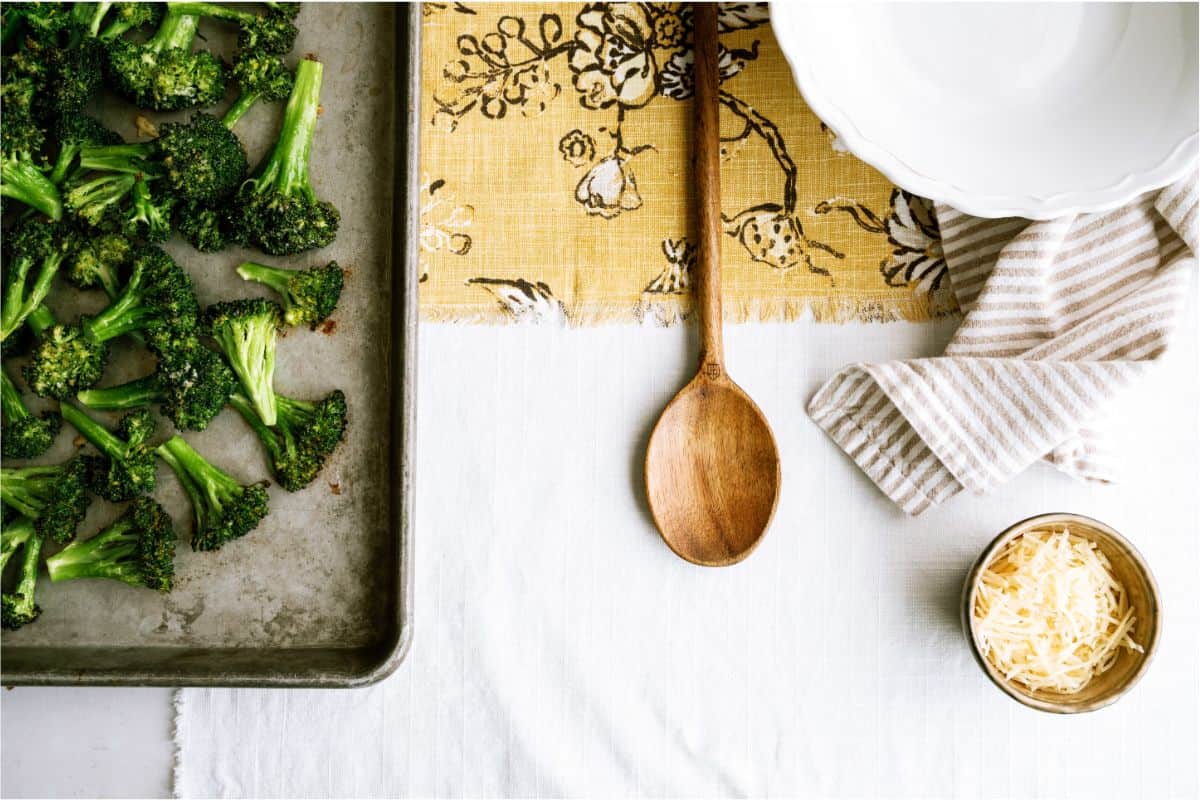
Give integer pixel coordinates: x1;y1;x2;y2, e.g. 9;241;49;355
1;4;416;686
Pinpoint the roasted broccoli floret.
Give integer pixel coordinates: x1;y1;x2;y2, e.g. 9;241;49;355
2;2;73;48
1;219;70;344
205;299;281;426
78;336;237;431
0;514;35;574
156;434;269;551
105;8;226;111
0;74;61;219
25;246;198;398
3;303;54;361
34;35;106;120
227;58;339;255
1;522;42;630
48;115;122;185
59;404;157;501
64;229;131;298
124;174;174;242
167;2;297;54
236;260;343;328
0;457;90;543
80;113;247;203
45;496;175;592
1;364;61;458
231;389;346;492
223;48;293;127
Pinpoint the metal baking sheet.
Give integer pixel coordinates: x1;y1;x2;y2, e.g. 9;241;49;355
1;3;417;687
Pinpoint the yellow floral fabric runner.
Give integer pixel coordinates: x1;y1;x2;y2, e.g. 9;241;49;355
419;2;959;324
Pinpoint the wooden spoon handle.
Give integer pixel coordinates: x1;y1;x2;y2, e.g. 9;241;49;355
693;2;723;373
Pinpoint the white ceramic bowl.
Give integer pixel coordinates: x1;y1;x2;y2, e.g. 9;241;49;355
771;2;1199;219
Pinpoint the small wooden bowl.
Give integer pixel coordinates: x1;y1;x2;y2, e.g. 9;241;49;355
961;513;1162;714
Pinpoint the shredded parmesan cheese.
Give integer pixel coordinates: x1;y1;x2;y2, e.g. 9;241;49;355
973;527;1143;694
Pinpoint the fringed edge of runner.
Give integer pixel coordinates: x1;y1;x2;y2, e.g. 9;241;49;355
420;291;959;327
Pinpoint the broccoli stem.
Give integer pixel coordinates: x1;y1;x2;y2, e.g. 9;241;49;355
59;402;127;462
80;271;154;344
1;366;29;423
0;466;64;517
83;1;115;36
45;516;140;585
222;93;260;128
1;251;67;344
77;143;157;175
229;391;286;462
1;516;35;573
6;527;42;613
234;262;293;299
167;2;255;25
151;10;201;52
155;435;242;526
26;305;55;338
254;58;322;197
0;157;63;221
77;375;162;411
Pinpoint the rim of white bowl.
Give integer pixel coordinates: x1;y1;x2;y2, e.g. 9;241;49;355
769;2;1199;221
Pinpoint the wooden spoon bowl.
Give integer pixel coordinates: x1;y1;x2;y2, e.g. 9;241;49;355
645;373;780;566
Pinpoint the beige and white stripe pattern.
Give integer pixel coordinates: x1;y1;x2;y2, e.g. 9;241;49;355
808;174;1198;515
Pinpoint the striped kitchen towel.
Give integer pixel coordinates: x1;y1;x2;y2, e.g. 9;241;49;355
807;175;1198;515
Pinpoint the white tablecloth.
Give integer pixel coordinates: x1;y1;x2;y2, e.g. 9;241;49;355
176;305;1199;798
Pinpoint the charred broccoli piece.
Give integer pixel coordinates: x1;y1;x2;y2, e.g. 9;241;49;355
167;2;297;54
62;170;175;241
1;514;35;574
231;389;346;492
78;335;237;431
205;299;280;426
227;58;339;255
0;457;90;543
45;496;175;592
236;260;343;328
59;404;157;501
222;47;293;127
156;434;269;551
1;219;71;345
1;522;42;630
105;8;226;111
25;246;198;398
80;113;247;204
0;73;61;219
1;364;61;458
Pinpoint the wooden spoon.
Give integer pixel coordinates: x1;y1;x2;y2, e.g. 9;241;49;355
643;3;781;567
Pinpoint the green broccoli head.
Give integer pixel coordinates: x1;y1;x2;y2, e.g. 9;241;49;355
45;497;176;592
155;337;239;431
233;389;347;492
153;113;248;202
34;35;105;120
236;9;297;54
0;524;43;630
1;365;61;458
226;59;339;255
80;246;200;346
222;48;294;127
60;404;158;502
23;323;108;400
236;260;344;328
156;435;270;551
0;458;91;544
62;171;137;230
105;11;227;111
122;175;174;243
205;298;281;426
